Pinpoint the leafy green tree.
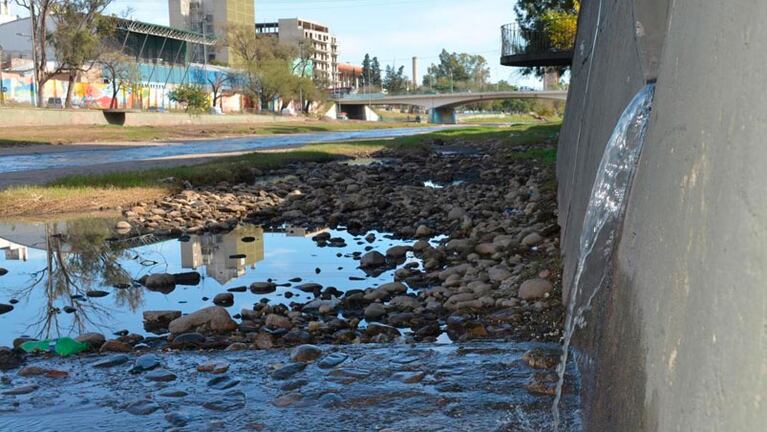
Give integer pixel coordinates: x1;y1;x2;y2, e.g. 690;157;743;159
169;84;210;113
422;50;490;92
370;57;382;87
383;65;407;94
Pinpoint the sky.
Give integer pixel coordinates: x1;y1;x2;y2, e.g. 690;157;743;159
8;0;541;88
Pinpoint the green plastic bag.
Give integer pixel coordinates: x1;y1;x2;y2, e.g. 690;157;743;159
20;338;88;357
54;338;88;357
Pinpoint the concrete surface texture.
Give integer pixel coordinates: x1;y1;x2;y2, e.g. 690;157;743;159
557;0;767;431
0;107;301;128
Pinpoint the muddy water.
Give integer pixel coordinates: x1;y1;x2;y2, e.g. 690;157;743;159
0;218;433;345
0;127;445;174
0;342;582;431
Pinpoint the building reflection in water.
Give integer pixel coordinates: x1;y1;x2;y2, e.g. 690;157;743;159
181;225;265;285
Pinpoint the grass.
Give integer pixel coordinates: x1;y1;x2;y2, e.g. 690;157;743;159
0;119;420;146
0;121;561;217
459;113;548;124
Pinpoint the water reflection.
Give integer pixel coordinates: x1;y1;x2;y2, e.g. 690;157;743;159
181;226;265;285
0;219;417;345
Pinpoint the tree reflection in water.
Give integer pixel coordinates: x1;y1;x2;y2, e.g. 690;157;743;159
10;219;147;340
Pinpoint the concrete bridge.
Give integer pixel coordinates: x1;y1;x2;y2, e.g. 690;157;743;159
327;90;568;124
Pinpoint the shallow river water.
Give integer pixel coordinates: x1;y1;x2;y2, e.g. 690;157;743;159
0;218;433;346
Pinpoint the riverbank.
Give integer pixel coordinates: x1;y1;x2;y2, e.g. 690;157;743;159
0;119;417;147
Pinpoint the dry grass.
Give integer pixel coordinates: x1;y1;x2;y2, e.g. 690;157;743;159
0;185;169;218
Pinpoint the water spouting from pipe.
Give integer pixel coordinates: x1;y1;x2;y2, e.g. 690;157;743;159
552;83;656;429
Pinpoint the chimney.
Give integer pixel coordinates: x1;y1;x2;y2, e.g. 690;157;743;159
412;57;418;89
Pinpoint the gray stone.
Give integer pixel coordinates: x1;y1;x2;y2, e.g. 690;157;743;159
130;354;162;374
521;232;543;247
360;251;386;268
364;302;386;320
271;362;307;380
318;352;349;369
93;355;130;368
126;399;160;416
213;293;234;307
146;369;177;382
142;311;181;333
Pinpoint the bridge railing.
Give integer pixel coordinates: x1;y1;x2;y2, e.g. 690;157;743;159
501;19;576;66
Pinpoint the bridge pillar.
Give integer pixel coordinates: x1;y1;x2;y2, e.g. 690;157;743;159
429;107;457;124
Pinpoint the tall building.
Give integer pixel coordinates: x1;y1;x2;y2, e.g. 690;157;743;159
168;0;255;64
256;18;339;88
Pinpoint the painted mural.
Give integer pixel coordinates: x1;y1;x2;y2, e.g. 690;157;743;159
0;63;246;112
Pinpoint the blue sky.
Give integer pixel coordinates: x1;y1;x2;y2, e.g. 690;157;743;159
9;0;541;88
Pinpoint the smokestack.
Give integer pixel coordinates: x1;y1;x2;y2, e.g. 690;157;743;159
412;57;418;89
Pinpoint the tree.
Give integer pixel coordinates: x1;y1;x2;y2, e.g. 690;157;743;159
168;84;210;113
361;53;372;86
370;57;382;87
422;50;490;92
51;0;114;108
383;65;407;94
97;51;132;109
224;26;296;110
15;0;61;107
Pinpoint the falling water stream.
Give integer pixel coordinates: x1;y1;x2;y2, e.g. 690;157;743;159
552;83;656;428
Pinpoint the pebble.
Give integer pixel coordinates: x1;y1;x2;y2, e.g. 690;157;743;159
93;355;130;368
125;399;161;416
146;369;177;382
318;352;349;369
197;361;230;374
271;362;307;380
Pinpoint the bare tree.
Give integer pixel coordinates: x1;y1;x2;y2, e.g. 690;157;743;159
97;51;132;109
15;0;62;107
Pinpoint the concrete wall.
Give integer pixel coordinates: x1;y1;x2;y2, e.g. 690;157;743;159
0;107;301;128
558;1;767;431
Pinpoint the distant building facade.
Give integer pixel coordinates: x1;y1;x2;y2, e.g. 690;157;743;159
337;63;362;91
256;18;339;88
168;0;255;64
0;1;14;25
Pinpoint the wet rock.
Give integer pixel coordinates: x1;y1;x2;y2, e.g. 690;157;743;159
364;303;386;320
165;412;190;427
228;286;247;293
392;371;426;384
522;348;561;369
271;362;307;380
318;392;343;408
0;303;13;315
173;271;201;286
100;340;133;353
171;332;206;348
273;392;303;408
0;347;24;371
415;225;434;238
474;243;497;256
250;282;276;294
74;333;106;351
518;278;553;300
295;283;322;294
290;345;322;363
146;369;177;382
197;361;230;374
143;310;182;334
3;384;38;395
130;354;162;374
0;268;7;276
213;293;235;307
526;372;558;396
265;313;292;330
360;251;386;268
126;399;161;416
18;366;61;377
168;306;238;334
208;375;241;390
86;290;109;298
141;273;176;292
203;390;247;412
365;323;401;339
93;355;130;368
225;342;248;351
385;245;410;259
159;390;188;398
364;282;406;301
317;352;349;369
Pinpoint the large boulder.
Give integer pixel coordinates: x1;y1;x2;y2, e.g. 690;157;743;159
360;251;386;268
168;306;238;335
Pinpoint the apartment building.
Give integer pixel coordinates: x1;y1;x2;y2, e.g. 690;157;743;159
169;0;255;64
256;18;339;88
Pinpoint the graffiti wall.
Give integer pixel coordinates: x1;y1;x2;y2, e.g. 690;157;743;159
0;64;245;112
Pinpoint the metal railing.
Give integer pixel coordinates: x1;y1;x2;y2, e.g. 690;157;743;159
501;22;574;57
